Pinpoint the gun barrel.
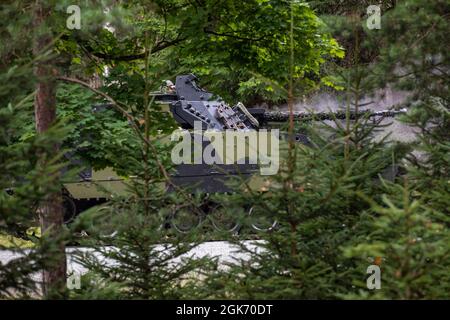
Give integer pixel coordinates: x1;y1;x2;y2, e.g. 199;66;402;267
261;108;407;122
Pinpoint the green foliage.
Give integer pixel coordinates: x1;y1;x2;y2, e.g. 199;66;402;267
169;0;343;104
54;79;176;172
70;193;216;299
67;132;214;299
56;83;138;171
197;0;449;300
66;35;216;298
342;183;450;299
201;114;408;298
60;0;343;105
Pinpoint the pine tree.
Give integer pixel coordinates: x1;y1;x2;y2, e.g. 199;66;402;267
0;60;69;298
342;181;449;299
199;0;447;299
63;40;216;298
340;0;449;299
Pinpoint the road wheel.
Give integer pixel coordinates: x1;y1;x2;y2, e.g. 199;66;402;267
209;203;240;233
248;205;278;232
170;205;202;234
88;205;120;238
62;195;77;224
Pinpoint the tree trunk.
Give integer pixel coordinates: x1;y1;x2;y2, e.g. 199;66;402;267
33;0;67;299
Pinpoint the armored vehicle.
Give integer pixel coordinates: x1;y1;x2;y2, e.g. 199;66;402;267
62;74;277;230
61;74;406;231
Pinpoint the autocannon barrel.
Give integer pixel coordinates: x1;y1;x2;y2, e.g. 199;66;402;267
260;108;408;122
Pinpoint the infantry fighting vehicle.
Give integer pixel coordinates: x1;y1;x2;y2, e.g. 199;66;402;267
61;74;406;232
62;74;282;231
